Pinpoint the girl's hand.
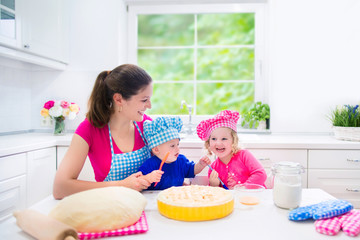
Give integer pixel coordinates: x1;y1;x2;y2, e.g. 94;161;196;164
146;170;164;183
194;156;212;175
199;156;211;167
209;170;220;187
124;172;151;191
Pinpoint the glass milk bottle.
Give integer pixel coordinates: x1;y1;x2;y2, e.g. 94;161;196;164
271;161;305;209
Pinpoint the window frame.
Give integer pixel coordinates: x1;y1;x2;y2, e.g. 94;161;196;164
127;3;268;127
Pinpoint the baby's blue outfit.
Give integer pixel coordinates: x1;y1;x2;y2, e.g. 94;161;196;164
139;154;195;190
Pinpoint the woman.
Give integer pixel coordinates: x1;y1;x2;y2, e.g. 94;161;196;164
53;64;153;199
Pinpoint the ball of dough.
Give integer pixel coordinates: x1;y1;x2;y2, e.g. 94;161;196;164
49;186;147;232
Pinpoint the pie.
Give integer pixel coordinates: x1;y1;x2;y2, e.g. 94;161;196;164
157;185;234;221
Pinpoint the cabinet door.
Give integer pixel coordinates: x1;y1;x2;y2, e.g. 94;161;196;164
57;146;95;182
308;150;360;169
180;147;206;175
0;152;26;221
0;175;26;221
20;0;69;62
27;147;56;206
308;169;360;209
248;149;308;188
180;147;208;186
0;0;20;47
0;153;26;181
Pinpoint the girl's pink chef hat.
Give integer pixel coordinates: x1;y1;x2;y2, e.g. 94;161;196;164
196;110;239;141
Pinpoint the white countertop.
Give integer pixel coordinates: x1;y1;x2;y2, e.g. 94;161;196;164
0;133;73;157
0;189;353;240
1;132;360;157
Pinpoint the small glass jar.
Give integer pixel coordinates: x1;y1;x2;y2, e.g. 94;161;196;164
271;161;305;209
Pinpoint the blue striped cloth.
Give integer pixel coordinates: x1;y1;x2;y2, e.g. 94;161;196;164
289;200;353;221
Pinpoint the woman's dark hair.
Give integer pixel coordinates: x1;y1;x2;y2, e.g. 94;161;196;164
86;64;152;128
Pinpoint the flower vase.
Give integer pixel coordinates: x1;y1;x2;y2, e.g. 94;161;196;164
54;117;66;135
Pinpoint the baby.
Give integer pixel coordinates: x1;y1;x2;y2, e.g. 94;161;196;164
139;116;211;190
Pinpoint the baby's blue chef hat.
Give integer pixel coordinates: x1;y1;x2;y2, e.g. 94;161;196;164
144;116;183;150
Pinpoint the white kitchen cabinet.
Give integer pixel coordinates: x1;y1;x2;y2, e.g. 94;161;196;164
57;146;95;182
308;150;360;169
0;0;69;69
0;176;26;221
179;147;309;188
0;0;20;47
20;0;69;63
248;149;308;188
308;150;360;208
308;169;360;209
0;147;57;220
27;147;56;206
180;146;208;185
180;147;207;175
0;153;26;221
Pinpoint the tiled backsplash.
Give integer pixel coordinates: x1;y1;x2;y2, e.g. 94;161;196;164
0;63;32;133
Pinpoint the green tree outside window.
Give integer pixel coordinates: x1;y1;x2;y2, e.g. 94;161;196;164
138;13;255;115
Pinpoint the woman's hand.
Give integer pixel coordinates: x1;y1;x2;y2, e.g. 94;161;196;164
123;172;151;191
209;170;220;187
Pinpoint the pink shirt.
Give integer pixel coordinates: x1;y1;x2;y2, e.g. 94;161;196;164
208;150;267;189
75;115;152;182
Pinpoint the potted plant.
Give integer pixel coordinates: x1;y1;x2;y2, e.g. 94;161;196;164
329;104;360;141
241;101;270;130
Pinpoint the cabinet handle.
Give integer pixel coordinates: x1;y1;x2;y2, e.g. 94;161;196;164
23;44;30;49
346;158;360;163
258;157;271;161
346;188;360;192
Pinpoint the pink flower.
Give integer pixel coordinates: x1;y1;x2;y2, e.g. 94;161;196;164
41;100;80;121
43;100;55;110
60;101;70;109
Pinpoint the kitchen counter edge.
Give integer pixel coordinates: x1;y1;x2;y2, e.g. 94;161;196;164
0;132;360;157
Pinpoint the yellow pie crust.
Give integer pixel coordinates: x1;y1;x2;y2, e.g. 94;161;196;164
157;185;234;221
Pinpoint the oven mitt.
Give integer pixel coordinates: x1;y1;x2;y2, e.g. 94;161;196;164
288;199;353;221
315;210;360;237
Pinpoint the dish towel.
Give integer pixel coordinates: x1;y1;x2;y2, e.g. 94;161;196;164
288;199;353;221
315;209;360;237
78;211;148;239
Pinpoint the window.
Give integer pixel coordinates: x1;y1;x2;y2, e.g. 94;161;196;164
0;0;16;43
127;4;267;121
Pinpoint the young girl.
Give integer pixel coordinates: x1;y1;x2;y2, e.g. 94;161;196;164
196;110;267;189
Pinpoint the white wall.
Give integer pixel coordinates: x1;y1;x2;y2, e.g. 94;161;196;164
0;59;32;133
0;0;127;134
268;0;360;133
0;0;359;134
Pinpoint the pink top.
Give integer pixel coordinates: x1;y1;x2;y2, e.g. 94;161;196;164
75;115;152;182
208;150;267;189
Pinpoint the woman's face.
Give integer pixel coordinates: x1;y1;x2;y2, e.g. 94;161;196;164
209;127;233;161
122;83;153;122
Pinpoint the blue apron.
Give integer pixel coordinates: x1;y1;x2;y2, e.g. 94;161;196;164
104;121;151;181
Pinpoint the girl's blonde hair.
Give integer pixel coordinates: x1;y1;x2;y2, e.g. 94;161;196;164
204;128;240;156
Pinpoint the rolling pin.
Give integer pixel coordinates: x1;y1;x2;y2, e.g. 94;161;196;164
13;209;78;240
